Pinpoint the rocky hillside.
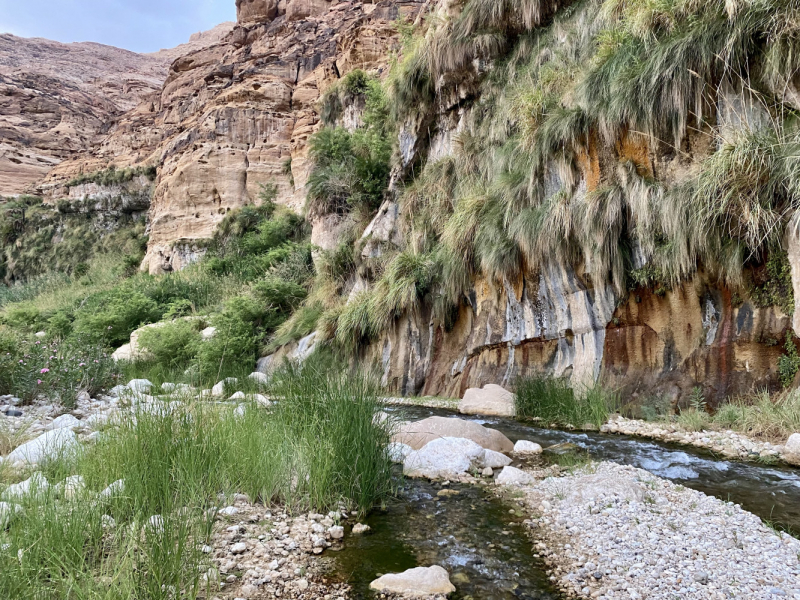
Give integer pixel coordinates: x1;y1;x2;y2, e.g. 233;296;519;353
0;24;233;196
42;0;425;275
5;0;800;408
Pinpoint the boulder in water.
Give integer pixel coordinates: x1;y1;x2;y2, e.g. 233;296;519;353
369;565;456;596
459;384;515;417
394;416;513;453
496;466;536;486
404;437;486;479
514;440;543;454
481;449;512;469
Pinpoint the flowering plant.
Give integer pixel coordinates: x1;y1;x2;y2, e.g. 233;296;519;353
0;336;120;406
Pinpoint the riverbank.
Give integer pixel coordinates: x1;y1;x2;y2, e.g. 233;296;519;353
500;461;800;600
602;415;800;466
385;395;800;468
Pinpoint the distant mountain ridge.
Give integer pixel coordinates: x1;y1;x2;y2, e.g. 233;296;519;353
0;23;234;196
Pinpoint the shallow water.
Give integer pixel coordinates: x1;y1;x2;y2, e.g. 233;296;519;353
332;477;563;599
333;406;800;598
396;406;800;532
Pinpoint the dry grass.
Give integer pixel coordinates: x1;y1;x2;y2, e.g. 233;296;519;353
0;417;32;457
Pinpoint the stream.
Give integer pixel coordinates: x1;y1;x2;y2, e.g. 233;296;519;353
331;406;800;599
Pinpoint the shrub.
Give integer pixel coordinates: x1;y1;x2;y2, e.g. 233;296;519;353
137;320;203;369
0;338;120;405
677;408;710;432
72;289;160;345
197;296;268;379
779;332;800;388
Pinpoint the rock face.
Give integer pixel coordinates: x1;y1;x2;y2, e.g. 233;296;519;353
53;0;424;275
393;417;514;453
0;25;233;196
370;266;790;402
459;384;515;417
369;565;456;596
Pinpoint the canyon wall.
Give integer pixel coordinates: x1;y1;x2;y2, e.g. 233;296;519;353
5;0;797;404
0;25;233;196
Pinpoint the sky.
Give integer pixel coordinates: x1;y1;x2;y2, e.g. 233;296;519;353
0;0;236;53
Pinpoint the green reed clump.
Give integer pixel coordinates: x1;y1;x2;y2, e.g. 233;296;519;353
515;375;619;429
0;364;395;598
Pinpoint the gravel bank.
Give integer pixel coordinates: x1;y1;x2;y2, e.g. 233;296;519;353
509;462;800;599
205;498;351;599
602;416;799;466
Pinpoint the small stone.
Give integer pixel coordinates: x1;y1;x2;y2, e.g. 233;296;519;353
352;523;371;534
514;440;543;454
230;542;247;554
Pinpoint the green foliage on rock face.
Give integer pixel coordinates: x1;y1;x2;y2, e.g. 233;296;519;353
0;194;148;284
308;70;393;219
65;164;157;188
295;0;800;355
748;250;795;316
779;332;800;388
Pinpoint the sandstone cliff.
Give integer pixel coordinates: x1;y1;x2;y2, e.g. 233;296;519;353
0;24;233;196
6;0;800;407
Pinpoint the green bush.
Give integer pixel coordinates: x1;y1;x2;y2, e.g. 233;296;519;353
307;72;392;218
137;320;203;369
198;296;268;379
72;289;160;345
778;332;800;388
0;338;120;404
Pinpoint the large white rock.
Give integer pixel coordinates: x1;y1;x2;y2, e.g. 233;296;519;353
127;379;153;394
107;385;129;398
459;384;516;417
514;440;543;455
2;472;49;500
5;429;78;465
111;343;133;362
248;371;269;385
495;466;536;486
46;414;82;431
785;433;800;455
63;475;86;500
98;479;125;501
0;501;22;527
369;565;456;596
388;442;414;464
481;449;512;469
403;437;486;479
212;378;238;397
394;417;513;453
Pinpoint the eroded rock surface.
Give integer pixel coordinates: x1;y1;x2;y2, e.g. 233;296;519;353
0;25;233;196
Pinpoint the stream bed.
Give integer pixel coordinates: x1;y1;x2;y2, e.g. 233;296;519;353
331;405;800;598
332;477;563;599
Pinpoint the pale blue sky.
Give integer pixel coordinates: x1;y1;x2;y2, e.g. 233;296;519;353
0;0;236;53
